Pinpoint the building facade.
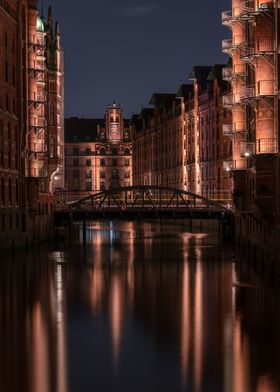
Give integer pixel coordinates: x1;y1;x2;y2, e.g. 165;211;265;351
65;104;132;201
0;0;64;253
132;65;233;203
222;0;280;262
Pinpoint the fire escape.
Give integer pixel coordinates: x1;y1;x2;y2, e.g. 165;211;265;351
26;22;47;179
221;0;276;174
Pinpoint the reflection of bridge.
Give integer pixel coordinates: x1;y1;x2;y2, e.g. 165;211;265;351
55;186;233;224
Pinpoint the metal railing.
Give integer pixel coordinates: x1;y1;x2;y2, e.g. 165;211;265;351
240;142;255;157
256;138;277;154
222;36;245;54
223;159;248;171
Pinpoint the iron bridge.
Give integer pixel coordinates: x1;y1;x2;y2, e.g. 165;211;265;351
58;186;232;218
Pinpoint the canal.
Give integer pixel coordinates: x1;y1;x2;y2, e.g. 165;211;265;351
0;220;279;392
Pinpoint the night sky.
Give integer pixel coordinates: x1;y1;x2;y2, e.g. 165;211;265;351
45;0;231;118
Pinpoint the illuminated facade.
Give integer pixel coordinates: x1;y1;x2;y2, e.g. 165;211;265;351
132;65;233;202
0;0;64;253
65;104;132;201
222;0;280;261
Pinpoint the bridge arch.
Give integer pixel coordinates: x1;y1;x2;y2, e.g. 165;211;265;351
69;185;231;212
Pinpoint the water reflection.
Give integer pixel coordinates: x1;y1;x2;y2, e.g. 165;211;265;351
0;220;279;391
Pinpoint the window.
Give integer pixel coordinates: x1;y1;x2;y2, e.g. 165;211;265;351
100;159;105;166
73;180;80;191
73;147;79;156
73;170;80;179
125;159;129;166
73;158;79;166
86;148;91;156
112;148;118;156
125;171;130;179
86;182;92;191
86;159;91;167
124;147;130;155
85;170;92;178
112;169;119;179
100;147;106;155
100;171;106;179
112;158;118;167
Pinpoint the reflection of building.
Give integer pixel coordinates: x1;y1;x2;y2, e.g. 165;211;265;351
65;104;132;201
0;1;64;253
132;66;233;202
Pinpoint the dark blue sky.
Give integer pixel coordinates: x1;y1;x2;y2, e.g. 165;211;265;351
45;0;231;118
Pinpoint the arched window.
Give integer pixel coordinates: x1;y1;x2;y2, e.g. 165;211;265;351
115;117;119;123
124;148;130;155
99;147;106;155
110;116;114;122
112;148;118;156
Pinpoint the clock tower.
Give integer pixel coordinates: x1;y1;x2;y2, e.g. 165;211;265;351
105;103;124;141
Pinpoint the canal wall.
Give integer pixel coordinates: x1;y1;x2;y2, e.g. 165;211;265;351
234;214;280;283
0;213;56;256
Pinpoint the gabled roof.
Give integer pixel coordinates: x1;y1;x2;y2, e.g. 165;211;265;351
188;66;212;82
65;118;104;142
149;93;176;109
176;84;193;100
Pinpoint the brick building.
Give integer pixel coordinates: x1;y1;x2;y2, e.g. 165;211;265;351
222;0;280;261
65;104;132;201
0;0;63;253
132;64;233;203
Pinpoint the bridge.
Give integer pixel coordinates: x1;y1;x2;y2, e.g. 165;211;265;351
55;185;233;224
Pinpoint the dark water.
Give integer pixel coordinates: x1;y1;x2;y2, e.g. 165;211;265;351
0;220;280;392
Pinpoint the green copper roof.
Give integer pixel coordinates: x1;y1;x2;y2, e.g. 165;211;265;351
36;16;45;32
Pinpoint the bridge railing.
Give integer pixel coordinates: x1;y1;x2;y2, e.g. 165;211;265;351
55;186;232;213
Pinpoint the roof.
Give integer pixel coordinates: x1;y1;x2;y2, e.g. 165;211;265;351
149;93;176;109
176;84;193;100
65;118;104;142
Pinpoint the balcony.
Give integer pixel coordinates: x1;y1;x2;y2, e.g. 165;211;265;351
222;93;241;108
240;142;255;158
223;124;234;137
222;67;232;81
240;37;274;60
256;138;277;154
223;159;248;172
223;122;246;137
257;80;276;96
222;36;244;55
221;11;233;26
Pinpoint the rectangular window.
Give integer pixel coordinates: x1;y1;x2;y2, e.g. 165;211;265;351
85;170;92;178
86;182;92;191
73;170;80;179
100;171;106;179
73;180;80;191
86;159;91;167
112;158;118;167
73;148;79;156
73;158;79;166
100;159;105;166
